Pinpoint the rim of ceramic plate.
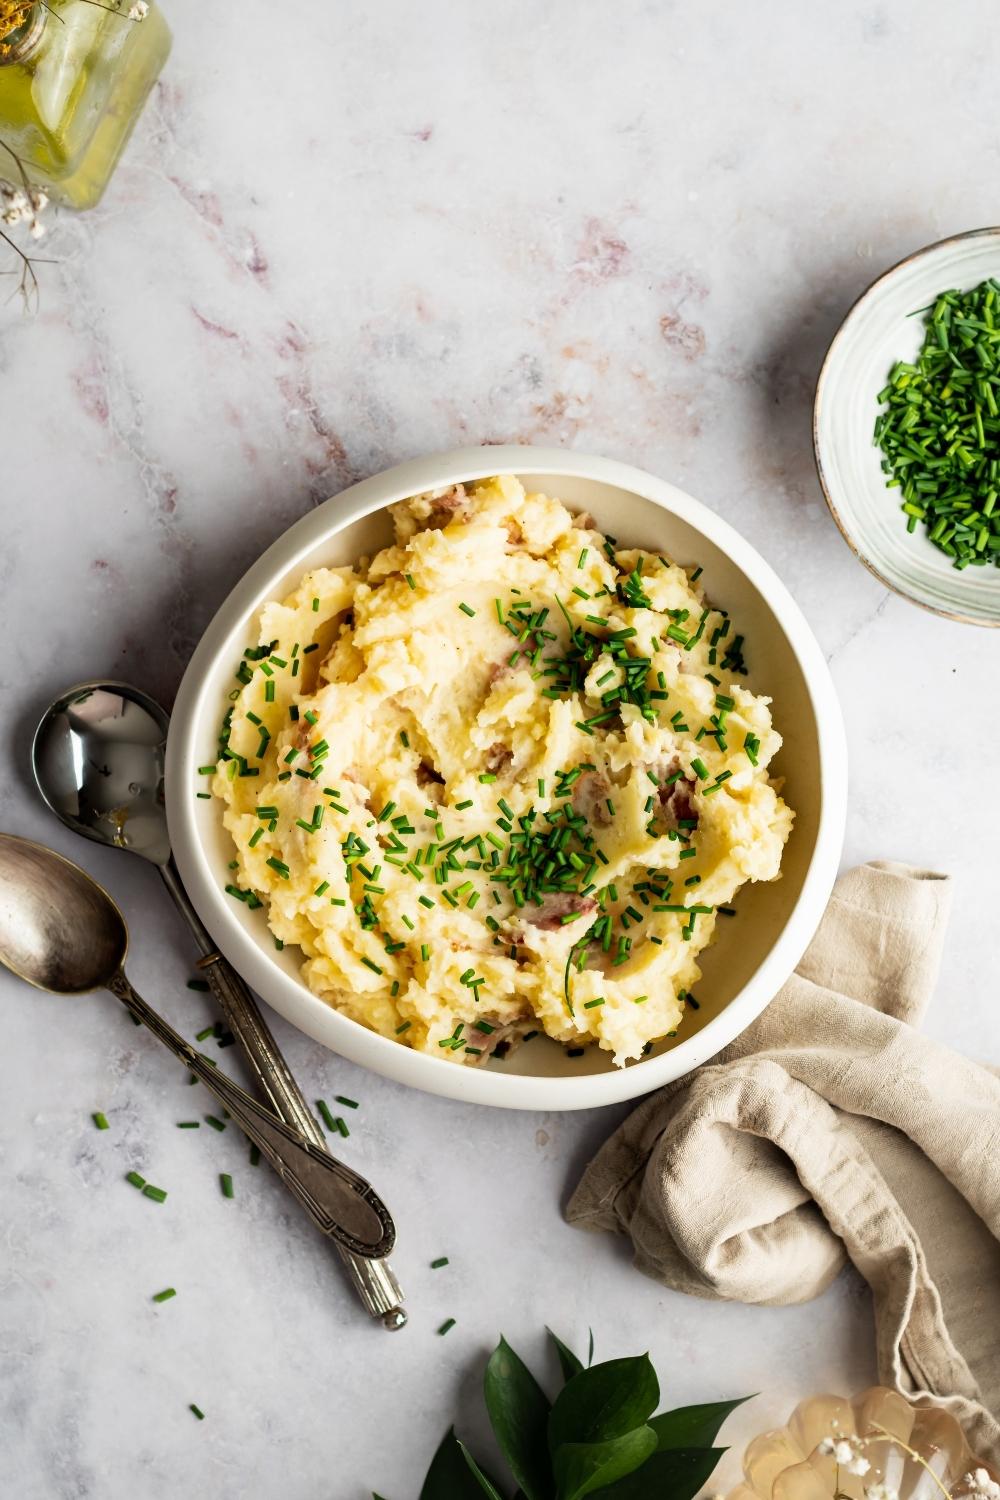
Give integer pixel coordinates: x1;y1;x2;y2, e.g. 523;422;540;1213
813;224;1000;629
166;445;847;1110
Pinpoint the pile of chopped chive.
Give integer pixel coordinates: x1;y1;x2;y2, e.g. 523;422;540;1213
874;279;1000;568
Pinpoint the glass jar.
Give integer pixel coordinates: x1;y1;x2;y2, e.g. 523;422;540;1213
0;0;171;210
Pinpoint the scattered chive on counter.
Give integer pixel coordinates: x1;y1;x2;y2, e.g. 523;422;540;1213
437;1317;456;1336
189;1404;205;1421
220;1173;235;1199
875;278;1000;568
152;1288;176;1303
430;1256;449;1269
92;1111;109;1130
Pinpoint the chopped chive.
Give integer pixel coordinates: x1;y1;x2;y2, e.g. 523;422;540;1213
189;1404;205;1421
142;1184;167;1203
458;602;476;617
334;1117;350;1138
316;1099;337;1131
152;1288;176;1303
430;1256;449;1269
176;1121;200;1129
204;1115;226;1132
335;1095;359;1109
220;1173;234;1199
92;1111;109;1131
125;1171;145;1190
437;1318;456;1336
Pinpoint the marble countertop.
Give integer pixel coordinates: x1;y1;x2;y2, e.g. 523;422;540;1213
3;1;999;1495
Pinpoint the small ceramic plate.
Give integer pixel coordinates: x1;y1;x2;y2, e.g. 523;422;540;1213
814;227;1000;627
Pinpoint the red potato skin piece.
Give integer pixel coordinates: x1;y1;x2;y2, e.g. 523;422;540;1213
573;769;613;827
524;892;598;931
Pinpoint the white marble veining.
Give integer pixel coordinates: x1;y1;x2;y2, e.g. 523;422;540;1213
2;1;1000;1495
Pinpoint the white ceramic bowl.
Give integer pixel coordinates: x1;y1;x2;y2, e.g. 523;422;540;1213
166;446;846;1110
814;227;1000;627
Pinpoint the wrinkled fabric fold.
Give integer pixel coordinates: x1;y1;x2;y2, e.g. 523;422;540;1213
567;862;1000;1462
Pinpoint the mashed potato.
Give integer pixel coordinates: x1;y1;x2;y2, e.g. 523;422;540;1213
211;476;793;1067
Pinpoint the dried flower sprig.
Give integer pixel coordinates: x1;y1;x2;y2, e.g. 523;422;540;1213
39;0;149;21
0;1;32;55
819;1419;1000;1500
0;139;50;307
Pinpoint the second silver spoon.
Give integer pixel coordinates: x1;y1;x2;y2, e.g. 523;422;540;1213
31;681;406;1327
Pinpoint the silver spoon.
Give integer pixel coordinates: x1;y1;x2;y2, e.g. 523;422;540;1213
31;682;406;1328
0;832;395;1258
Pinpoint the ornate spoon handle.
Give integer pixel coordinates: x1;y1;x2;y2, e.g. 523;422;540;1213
161;860;406;1328
107;968;395;1259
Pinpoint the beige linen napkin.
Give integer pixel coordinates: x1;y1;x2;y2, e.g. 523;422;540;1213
567;862;1000;1463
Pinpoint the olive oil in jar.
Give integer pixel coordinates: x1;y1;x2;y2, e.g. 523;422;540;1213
0;0;171;210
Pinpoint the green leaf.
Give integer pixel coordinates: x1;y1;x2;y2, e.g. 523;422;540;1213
484;1337;552;1500
650;1395;753;1450
548;1356;659;1453
547;1328;584;1384
420;1429;502;1500
597;1445;728;1500
459;1441;509;1500
552;1428;657;1500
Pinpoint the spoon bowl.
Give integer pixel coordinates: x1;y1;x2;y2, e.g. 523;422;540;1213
0;833;127;993
31;681;171;867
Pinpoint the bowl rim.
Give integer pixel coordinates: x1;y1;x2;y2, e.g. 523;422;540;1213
165;444;847;1111
813;224;1000;629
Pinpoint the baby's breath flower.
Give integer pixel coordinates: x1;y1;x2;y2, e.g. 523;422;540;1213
127;1;148;17
866;1484;899;1500
964;1471;1000;1500
817;1434;870;1476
